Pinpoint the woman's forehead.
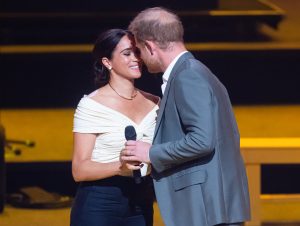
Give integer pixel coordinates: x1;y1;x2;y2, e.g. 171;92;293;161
115;35;136;52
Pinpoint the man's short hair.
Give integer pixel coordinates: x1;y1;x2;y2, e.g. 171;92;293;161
128;7;184;49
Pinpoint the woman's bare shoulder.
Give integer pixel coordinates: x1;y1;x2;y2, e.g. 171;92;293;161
87;86;111;101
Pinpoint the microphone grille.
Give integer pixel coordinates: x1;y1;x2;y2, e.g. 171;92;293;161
125;125;136;140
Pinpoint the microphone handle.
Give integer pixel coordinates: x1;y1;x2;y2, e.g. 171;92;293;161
124;126;141;184
133;168;142;184
130;139;142;184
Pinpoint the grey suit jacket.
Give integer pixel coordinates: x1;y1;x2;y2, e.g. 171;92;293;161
149;52;251;226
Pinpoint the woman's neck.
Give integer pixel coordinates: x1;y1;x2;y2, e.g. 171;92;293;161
108;78;137;100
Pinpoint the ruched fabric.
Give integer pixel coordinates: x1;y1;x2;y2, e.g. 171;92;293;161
73;96;158;175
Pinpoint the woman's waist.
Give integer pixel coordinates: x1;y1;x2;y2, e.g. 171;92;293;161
91;157;151;177
80;175;152;188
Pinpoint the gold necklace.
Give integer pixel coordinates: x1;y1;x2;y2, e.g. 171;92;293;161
108;83;138;100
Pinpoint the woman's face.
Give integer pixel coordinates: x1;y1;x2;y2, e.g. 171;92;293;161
109;35;142;80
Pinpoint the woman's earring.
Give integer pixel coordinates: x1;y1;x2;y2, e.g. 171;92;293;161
108;66;112;71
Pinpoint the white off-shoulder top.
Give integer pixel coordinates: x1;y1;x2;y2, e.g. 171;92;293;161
73;95;159;176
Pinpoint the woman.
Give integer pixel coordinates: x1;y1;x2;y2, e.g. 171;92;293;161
70;29;159;226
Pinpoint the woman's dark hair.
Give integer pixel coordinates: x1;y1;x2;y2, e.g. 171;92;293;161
93;29;133;87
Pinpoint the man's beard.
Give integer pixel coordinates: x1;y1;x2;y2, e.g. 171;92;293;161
144;59;161;73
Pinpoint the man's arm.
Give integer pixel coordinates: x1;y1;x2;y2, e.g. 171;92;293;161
150;68;216;173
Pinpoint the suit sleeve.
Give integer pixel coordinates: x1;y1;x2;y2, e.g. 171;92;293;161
150;68;216;173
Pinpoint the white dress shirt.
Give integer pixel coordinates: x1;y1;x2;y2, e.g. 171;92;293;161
161;51;188;94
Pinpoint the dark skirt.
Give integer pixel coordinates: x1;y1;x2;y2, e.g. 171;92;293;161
70;175;154;226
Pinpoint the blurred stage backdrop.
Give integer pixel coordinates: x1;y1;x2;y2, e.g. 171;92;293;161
1;0;300;214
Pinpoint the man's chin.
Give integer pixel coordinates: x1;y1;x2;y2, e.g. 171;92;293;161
147;67;161;74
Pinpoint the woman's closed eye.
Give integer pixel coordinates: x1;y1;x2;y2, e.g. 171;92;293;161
123;51;131;56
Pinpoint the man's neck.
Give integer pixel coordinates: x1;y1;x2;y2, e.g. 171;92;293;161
159;42;187;72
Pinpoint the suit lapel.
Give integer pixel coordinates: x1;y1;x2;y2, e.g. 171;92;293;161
153;52;194;139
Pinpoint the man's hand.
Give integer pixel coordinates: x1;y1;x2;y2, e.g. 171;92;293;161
121;140;151;164
118;160;141;177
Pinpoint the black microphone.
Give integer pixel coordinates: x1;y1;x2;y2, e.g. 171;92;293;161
124;125;142;184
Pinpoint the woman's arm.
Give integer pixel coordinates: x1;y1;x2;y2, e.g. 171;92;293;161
72;132;132;182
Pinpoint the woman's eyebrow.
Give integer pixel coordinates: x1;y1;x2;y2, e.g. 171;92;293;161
120;47;133;53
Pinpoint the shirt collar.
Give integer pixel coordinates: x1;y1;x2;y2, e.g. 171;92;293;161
162;51;188;84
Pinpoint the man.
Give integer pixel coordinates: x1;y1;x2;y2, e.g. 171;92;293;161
121;7;251;226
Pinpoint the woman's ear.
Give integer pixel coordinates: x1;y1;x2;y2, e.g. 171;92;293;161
101;57;112;70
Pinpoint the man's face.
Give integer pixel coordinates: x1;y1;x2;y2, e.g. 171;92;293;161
136;40;162;73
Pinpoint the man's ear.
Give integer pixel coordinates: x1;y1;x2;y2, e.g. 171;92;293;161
144;40;156;56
